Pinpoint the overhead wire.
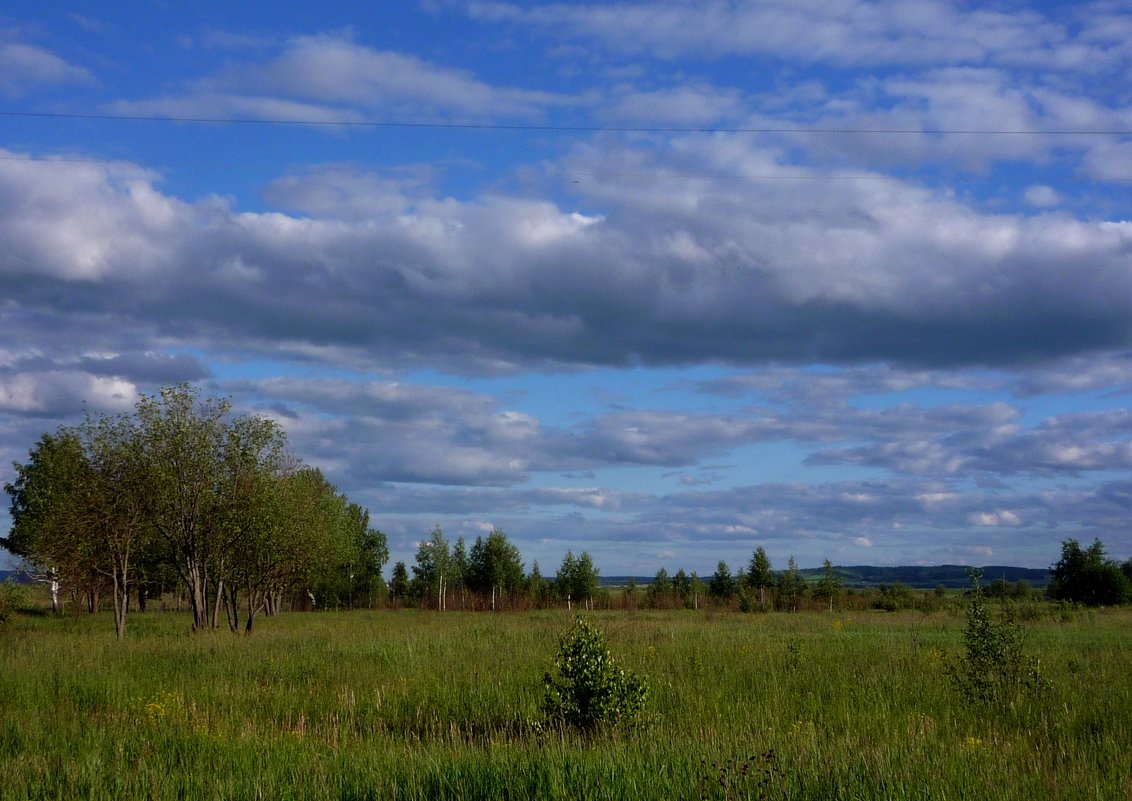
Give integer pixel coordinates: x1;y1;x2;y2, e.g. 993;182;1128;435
2;109;1130;136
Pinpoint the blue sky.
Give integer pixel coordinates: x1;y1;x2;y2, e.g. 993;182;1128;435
4;1;1132;576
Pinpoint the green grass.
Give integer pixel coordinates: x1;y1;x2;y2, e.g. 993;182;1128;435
2;607;1130;799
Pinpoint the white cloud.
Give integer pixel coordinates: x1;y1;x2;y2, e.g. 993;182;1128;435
0;41;94;96
1024;185;1061;207
112;33;571;123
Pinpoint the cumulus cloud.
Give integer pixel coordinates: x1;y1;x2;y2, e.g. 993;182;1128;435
15;133;1132;374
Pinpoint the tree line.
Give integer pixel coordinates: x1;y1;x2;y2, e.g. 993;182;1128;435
5;385;1129;634
387;527;604;613
3;385;388;638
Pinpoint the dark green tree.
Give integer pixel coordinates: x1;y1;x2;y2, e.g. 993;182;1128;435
745;547;775;608
389;561;410;607
1049;538;1131;606
468;528;524;610
777;556;804;611
709;560;736;602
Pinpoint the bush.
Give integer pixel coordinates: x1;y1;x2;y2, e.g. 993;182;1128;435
541;616;649;734
946;570;1048;704
0;580;31;623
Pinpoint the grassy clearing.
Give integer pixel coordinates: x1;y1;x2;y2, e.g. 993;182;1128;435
2;607;1130;800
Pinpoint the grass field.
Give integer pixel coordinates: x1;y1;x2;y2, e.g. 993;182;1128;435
1;606;1129;800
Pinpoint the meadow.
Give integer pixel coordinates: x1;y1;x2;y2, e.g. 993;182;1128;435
1;605;1129;800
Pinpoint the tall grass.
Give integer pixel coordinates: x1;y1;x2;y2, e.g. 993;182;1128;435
1;607;1129;799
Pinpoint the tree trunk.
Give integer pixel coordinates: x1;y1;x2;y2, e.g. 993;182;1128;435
112;570;127;640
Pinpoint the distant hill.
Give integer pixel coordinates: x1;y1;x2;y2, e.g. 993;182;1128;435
803;564;1049;589
601;565;1049;590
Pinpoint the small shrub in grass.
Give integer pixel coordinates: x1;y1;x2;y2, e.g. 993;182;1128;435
946;569;1049;705
541;616;649;734
0;580;31;623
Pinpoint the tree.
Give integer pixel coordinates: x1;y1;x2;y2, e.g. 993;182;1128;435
709;561;736;602
135;385;238;631
412;525;451;610
556;552;579;609
777;556;804;612
813;559;844;613
528;561;551;608
1049;538;1131;606
689;571;706;611
745;547;774;608
451;536;469;609
673;569;691;608
82;412;150;639
389;561;410;607
4;429;103;613
468;528;524;610
5;416;153;638
554;551;599;611
542;617;649;734
646;567;672;608
5;383;380;636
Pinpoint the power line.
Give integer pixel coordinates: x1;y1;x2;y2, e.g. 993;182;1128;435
2;109;1130;136
0;153;898;182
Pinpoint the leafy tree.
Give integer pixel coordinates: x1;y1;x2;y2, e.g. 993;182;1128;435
4;429;95;613
527;560;551;608
689;571;706;611
5;416;152;637
813;559;844;612
947;570;1048;704
556;551;579;609
451;536;469;609
745;547;775;608
135;385;241;631
646;567;673;608
413;525;451;610
83;412;151;639
623;577;638;610
709;561;736;602
777;556;805;611
554;550;599;611
6;383;378;636
673;568;691;608
389;561;410;607
468;528;524;610
542;617;648;734
1049;538;1131;606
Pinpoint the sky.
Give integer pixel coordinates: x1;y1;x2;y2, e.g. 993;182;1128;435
3;1;1132;577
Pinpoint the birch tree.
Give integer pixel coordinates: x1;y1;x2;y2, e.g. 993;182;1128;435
136;385;231;631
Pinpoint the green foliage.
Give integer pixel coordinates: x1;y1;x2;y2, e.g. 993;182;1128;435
542;617;649;734
388;560;411;606
708;561;736;601
5;384;379;635
0;580;31;623
554;550;599;609
1049;538;1131;606
947;570;1049;705
873;582;914;611
468;528;525;606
